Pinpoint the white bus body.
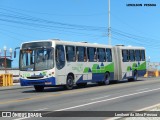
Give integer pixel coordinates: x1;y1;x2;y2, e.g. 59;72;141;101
113;45;146;81
18;40;146;91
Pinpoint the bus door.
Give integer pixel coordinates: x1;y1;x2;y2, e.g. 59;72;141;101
55;45;66;84
122;49;133;79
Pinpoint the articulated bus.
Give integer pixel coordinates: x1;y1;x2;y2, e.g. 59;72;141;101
17;39;146;92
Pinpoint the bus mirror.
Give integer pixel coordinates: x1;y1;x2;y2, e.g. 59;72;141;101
14;47;20;58
14;51;16;58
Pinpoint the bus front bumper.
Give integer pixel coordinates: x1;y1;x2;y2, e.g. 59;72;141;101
20;77;56;86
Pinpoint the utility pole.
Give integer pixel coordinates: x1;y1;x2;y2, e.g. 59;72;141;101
108;0;111;45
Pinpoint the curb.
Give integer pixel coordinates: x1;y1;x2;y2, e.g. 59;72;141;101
0;85;33;91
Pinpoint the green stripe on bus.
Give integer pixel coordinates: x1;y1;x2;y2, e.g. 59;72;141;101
83;63;114;73
127;62;146;71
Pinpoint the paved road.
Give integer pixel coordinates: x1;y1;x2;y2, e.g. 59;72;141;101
0;77;160;120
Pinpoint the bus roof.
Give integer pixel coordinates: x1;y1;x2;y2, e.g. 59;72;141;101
21;39;145;49
21;39;113;48
114;45;145;49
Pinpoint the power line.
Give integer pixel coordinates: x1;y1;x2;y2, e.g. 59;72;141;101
111;29;160;49
0;6;107;17
0;7;107;32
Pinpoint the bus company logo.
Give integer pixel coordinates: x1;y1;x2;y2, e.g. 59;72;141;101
2;112;11;117
72;64;83;72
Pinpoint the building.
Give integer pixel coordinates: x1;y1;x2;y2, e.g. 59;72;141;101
0;58;13;68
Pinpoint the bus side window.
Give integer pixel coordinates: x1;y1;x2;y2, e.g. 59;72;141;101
84;47;87;62
129;50;135;62
94;48;97;62
97;48;106;62
135;50;141;61
106;48;112;62
66;46;75;62
76;46;85;62
87;47;96;62
122;50;129;62
141;50;145;61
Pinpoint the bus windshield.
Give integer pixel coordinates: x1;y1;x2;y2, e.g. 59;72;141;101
20;48;54;71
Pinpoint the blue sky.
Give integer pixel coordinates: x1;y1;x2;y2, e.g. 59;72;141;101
0;0;159;67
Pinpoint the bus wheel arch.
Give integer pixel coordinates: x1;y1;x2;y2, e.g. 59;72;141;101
65;73;74;90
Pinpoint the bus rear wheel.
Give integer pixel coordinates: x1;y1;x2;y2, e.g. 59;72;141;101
34;85;44;92
103;72;110;85
64;75;74;90
128;71;138;82
97;73;110;85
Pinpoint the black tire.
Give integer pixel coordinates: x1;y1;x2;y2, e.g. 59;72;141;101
34;85;44;92
133;71;138;80
65;75;74;90
97;73;110;85
76;83;87;88
103;72;110;85
128;71;138;82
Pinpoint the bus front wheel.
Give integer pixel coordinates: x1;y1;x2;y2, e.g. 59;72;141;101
65;75;74;90
34;85;44;92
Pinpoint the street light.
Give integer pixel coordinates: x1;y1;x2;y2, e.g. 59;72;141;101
3;46;7;51
0;46;12;74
